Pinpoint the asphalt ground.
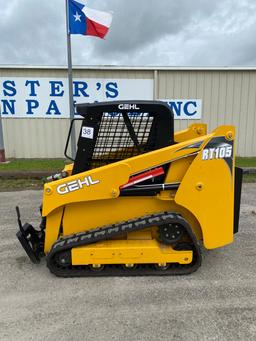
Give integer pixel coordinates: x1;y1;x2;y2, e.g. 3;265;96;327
0;185;255;341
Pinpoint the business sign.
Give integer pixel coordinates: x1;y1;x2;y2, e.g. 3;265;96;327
0;77;153;118
0;77;202;120
160;99;202;119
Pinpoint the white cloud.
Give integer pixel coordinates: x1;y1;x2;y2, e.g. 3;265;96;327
0;0;256;66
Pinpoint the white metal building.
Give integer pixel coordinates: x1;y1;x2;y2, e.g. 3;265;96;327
0;65;256;157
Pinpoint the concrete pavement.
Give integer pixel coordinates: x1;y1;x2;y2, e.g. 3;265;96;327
0;185;255;341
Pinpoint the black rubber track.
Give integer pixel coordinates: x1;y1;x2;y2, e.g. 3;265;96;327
47;212;202;277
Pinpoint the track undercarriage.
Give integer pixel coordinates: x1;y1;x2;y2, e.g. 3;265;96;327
46;212;201;277
16;210;201;277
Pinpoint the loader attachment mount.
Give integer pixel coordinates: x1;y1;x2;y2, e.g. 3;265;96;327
15;206;45;264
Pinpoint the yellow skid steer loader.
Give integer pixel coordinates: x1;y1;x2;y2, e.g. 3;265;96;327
16;101;243;277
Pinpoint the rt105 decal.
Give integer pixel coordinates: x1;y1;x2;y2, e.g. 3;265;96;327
202;145;232;160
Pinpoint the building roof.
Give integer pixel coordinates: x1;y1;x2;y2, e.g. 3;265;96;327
1;65;256;71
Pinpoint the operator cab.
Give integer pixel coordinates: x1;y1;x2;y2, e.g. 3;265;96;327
65;101;174;175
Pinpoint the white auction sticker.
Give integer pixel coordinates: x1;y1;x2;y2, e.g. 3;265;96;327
81;126;94;139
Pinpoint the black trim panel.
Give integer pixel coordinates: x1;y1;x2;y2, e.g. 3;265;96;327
234;167;243;234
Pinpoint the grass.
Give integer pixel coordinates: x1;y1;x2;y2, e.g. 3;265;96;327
0;159;67;172
236;157;256;167
0;158;255;191
0;157;255;171
242;174;256;183
0;159;67;191
0;179;43;191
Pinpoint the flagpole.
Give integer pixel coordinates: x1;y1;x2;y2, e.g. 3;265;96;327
65;0;76;159
0;112;6;163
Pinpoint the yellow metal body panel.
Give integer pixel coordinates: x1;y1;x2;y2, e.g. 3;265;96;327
44;207;63;253
63;163;73;175
174;124;207;142
165;155;195;183
175;126;235;249
61;197;202;242
43;134;209;217
126;230;153;240
42;123;236;257
71;239;192;265
42;163;130;216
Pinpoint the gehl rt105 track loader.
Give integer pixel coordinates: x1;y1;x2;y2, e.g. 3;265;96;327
16;101;243;277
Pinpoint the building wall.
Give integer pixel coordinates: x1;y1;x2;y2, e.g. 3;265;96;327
158;70;256;157
1;66;256;157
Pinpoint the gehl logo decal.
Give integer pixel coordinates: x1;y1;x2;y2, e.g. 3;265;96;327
202;144;232;160
118;104;140;110
57;176;100;195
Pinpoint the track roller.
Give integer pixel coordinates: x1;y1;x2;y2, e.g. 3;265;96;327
89;264;105;272
154;263;170;271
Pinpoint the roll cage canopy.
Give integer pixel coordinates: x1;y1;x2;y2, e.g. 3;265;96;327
65;101;174;175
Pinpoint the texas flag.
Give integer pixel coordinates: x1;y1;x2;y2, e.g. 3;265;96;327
68;0;113;39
